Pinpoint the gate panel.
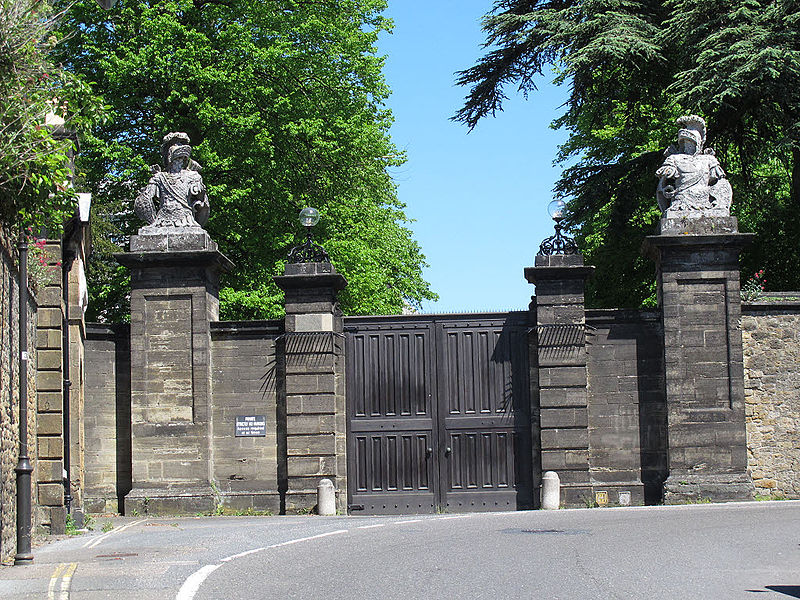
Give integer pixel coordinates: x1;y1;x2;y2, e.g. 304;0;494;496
437;316;533;512
346;320;438;513
345;313;533;514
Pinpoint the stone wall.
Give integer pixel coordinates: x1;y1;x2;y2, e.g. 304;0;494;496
209;321;281;512
586;310;666;505
0;232;38;563
84;324;131;513
742;299;800;498
84;320;283;514
34;240;65;533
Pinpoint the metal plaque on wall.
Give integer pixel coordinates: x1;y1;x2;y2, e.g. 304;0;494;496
235;415;267;437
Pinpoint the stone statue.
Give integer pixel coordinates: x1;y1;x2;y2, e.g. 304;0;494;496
135;132;210;231
655;115;732;218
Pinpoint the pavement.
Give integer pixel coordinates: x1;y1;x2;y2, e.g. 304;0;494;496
1;500;799;599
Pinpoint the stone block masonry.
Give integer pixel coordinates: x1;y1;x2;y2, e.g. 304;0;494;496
84;324;131;514
116;246;234;515
645;219;755;503
742;299;800;498
526;253;596;506
275;262;347;514
209;321;282;513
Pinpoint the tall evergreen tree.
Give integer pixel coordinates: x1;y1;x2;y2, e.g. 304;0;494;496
57;0;435;321
456;0;800;306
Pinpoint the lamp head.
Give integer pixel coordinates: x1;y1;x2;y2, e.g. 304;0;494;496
299;207;320;228
547;199;566;222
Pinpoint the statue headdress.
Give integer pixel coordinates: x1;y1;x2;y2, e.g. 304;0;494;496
160;131;191;167
676;115;706;150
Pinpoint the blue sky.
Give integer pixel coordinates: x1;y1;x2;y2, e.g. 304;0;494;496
378;1;569;313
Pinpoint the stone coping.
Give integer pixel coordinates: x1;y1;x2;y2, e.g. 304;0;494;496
114;248;235;272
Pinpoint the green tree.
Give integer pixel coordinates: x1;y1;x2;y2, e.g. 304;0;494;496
0;0;104;231
57;0;435;321
455;0;800;306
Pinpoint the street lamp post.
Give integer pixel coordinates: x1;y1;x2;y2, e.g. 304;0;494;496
14;235;33;566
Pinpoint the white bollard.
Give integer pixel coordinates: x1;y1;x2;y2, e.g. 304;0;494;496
317;478;336;516
541;471;560;510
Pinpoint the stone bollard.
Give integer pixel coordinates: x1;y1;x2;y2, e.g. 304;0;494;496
541;471;560;510
317;479;336;516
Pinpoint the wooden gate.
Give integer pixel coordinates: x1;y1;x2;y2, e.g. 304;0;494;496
344;312;534;514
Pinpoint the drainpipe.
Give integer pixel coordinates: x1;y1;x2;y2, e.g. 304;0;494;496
15;234;33;565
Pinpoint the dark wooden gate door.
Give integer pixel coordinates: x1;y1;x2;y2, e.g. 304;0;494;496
345;313;533;514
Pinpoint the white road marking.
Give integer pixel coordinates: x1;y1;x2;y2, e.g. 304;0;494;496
84;519;146;549
394;519;422;524
220;529;348;562
437;515;470;520
220;547;267;562
183;529;350;599
356;523;385;529
175;564;221;600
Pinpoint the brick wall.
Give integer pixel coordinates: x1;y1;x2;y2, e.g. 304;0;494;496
0;232;38;563
742;299;800;498
84;324;131;513
586;310;666;504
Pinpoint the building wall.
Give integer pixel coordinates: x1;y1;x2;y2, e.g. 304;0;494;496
742;300;800;498
0;232;38;563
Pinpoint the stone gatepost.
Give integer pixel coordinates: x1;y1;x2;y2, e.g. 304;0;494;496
645;217;754;503
525;253;594;507
116;230;232;514
274;262;347;514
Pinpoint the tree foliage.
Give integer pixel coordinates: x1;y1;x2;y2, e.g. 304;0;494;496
456;0;800;306
57;0;435;321
0;0;104;231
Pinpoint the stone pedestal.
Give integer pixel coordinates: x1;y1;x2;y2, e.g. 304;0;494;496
525;254;594;507
116;230;233;514
645;217;755;503
274;262;347;514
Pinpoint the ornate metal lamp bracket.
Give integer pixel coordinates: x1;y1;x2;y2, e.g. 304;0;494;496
287;229;330;263
538;220;578;255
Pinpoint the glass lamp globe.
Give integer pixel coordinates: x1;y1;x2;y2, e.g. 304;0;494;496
299;207;320;228
547;199;566;221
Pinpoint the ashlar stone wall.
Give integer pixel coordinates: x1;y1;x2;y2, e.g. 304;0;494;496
742;300;800;498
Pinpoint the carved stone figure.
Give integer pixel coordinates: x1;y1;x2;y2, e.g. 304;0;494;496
135;132;210;231
655;115;732;218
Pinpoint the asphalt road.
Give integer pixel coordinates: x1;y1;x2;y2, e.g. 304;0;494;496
1;501;798;599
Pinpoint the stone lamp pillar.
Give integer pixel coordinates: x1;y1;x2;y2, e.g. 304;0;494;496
274;261;348;514
526;253;594;507
525;201;596;507
117;229;233;514
645;217;754;503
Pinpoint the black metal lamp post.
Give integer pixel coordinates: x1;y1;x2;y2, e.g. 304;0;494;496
287;207;330;263
538;199;578;256
15;235;33;565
